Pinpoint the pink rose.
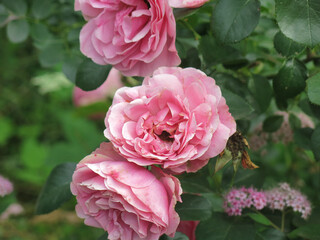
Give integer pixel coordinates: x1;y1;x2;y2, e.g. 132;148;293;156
73;68;123;107
0;175;13;197
176;221;199;240
104;67;236;173
76;0;181;77
168;0;209;8
71;142;182;240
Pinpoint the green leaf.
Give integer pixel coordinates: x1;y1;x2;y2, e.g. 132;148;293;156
6;19;29;43
20;138;47;169
3;0;27;16
307;72;320;106
294;127;313;150
160;232;189;240
262;115;284;133
274;31;305;57
174;8;199;20
176;194;212;221
222;89;254;120
195;213;256;240
39;41;64;67
199;36;245;67
62;55;83;83
311;125;320;161
215;149;232;173
288;224;320;240
0;117;13;146
246;213;273;226
75;59;112;91
273;59;307;101
31;0;54;19
275;0;320;46
212;0;260;43
0;5;9;25
35;162;77;214
249;75;273;113
30;23;53;49
97;232;108;240
256;229;285;240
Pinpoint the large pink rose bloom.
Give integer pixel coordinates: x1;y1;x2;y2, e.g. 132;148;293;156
76;0;181;77
73;68;123;107
71;142;182;240
168;0;209;8
104;67;236;173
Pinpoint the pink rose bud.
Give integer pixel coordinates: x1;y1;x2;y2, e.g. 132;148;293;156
176;221;199;240
168;0;209;8
75;0;181;77
73;68;123;107
0;175;13;197
71;142;182;240
104;67;236;174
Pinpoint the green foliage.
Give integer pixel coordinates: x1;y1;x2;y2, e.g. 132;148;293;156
276;0;320;46
7;19;29;43
176;194;212;221
263;115;284;132
160;232;189;240
307;72;320;105
36;162;77;214
274;31;305;57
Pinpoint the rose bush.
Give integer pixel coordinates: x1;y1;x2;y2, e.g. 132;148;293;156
70;142;182;240
73;68;123;107
75;0;181;77
168;0;209;8
104;67;236;173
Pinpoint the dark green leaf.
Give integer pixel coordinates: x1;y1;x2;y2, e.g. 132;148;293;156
202;193;224;212
196;213;255;240
32;0;54;19
0;117;13;146
3;0;27;16
289;113;301;130
62;55;83;83
212;0;260;43
307;72;320;106
311;126;320;161
274;31;305;57
249;75;273;113
222;89;254;120
75;59;112;91
176;194;212;221
6;19;29;43
30;23;53;49
199;36;245;67
174;8;199;20
161;232;189;240
294;128;313;150
97;232;108;240
246;213;273;226
275;0;320;46
263;115;284;132
288;224;320;240
35;162;77;214
273;59;307;101
256;229;285;240
39;42;64;67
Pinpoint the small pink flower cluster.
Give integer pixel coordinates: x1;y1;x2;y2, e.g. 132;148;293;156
0;175;13;197
223;187;267;216
265;183;311;219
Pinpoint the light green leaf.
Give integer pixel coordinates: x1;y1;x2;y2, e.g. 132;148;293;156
288;224;320;240
212;0;260;43
276;0;320;46
39;42;64;67
247;213;273;226
0;5;9;26
35;162;77;214
21;138;47;169
307;72;320;105
32;0;54;19
311;126;320;161
0;117;13;146
6;19;29;43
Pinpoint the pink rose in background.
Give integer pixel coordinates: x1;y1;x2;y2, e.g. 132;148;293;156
73;68;123;107
176;221;199;240
76;0;181;77
71;142;182;240
0;175;13;197
168;0;209;8
104;67;236;174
